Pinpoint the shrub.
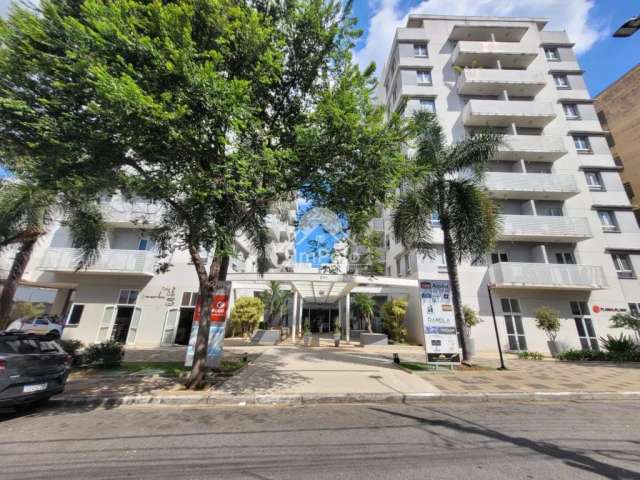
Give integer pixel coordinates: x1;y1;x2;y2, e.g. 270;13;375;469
303;319;311;336
84;340;124;367
382;298;408;343
609;313;640;343
230;297;264;337
557;349;607;361
534;306;561;341
58;339;84;356
463;305;480;336
601;333;639;361
517;351;544;361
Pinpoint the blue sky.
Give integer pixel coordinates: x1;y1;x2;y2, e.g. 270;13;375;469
352;0;640;96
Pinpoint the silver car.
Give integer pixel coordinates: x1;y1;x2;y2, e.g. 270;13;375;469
7;315;63;337
0;333;71;408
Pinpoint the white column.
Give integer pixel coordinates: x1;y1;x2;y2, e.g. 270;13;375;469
338;297;344;339
291;291;298;340
345;293;350;343
298;297;304;337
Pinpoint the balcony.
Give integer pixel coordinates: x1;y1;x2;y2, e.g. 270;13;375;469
500;215;592;242
40;248;155;276
452;41;538;69
102;196;163;228
489;262;607;290
463;100;556;128
457;69;546;96
496;135;567;161
485;172;579;200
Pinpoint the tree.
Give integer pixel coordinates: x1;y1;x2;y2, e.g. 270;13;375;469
260;281;290;328
0;0;404;388
230;297;264;337
610;312;640;343
0;181;105;329
462;305;480;338
534;306;561;342
392;111;502;363
382;298;407;342
352;293;376;333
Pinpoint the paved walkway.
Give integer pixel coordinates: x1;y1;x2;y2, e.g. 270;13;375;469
57;341;640;405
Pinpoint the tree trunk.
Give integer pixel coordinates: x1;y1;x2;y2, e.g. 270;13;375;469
0;238;37;330
366;314;373;333
441;222;472;363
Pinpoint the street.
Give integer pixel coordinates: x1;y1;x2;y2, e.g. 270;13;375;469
1;401;639;479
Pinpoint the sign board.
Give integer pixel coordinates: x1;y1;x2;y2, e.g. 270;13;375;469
185;281;231;368
419;279;460;365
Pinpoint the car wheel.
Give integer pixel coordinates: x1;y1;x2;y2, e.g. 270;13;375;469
48;330;61;338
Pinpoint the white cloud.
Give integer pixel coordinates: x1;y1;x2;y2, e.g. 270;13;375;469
355;0;607;75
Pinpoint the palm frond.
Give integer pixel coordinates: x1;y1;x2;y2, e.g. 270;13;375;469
63;199;107;269
391;185;435;255
444;132;502;180
0;182;52;250
411;110;446;173
447;181;500;261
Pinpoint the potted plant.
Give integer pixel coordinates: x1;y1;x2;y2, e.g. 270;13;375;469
463;305;480;357
382;298;408;344
534;306;561;357
333;323;341;347
303;319;312;347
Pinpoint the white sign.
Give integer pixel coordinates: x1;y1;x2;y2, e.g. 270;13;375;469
419;279;460;364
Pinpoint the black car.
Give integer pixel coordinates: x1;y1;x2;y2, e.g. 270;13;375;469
0;332;72;408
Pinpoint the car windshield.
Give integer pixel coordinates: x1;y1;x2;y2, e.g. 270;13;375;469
39;340;63;353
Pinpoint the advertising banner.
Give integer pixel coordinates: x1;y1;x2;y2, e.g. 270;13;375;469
185;281;231;368
419;279;461;365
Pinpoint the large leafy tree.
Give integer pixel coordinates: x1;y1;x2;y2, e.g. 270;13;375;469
392;111;501;363
0;181;106;328
0;0;405;388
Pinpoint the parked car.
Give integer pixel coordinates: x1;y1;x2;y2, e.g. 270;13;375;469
6;315;63;337
0;332;72;408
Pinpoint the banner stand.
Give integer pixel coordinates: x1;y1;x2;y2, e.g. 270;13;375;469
419;279;461;368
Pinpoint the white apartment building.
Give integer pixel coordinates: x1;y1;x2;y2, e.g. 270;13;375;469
4;14;639;356
379;14;640;352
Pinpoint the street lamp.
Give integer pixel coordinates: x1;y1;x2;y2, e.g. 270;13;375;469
613;15;640;37
486;283;507;370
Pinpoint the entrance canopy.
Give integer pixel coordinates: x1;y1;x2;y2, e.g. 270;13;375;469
227;272;417;304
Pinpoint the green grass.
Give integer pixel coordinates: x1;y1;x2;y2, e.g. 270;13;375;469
398;361;440;372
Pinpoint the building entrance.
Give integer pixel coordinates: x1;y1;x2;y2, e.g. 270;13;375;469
111;306;134;343
174;308;194;345
303;306;339;333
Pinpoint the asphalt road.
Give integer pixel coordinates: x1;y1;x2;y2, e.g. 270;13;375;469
1;401;639;480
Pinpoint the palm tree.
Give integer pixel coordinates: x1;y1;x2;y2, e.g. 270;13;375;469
0;181;107;329
392;111;502;363
352;293;375;333
259;281;290;328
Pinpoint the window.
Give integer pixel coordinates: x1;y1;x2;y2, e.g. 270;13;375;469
598;210;618;232
553;74;570;89
612;253;635;278
501;298;527;351
416;69;432;85
395;257;401;276
491;252;509;264
570;301;598;350
431;211;441;227
585;171;604;191
117;289;139;305
414;43;427;57
563;103;580;120
181;291;199;307
573;135;592;152
390;86;397;105
67;304;85;326
544;47;560;61
419;98;436;113
137;238;149;250
404;253;412;274
555;252;576;264
541;207;563;217
628;303;640;316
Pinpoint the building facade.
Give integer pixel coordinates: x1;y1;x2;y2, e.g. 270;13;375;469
594;63;640;219
4;14;640;356
378;15;640;352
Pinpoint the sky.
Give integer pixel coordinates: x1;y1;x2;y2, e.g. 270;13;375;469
351;0;640;96
0;0;637;93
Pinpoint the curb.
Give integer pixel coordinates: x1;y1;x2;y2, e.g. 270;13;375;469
50;390;640;408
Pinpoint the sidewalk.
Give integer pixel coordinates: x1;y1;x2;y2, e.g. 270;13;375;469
55;344;640;407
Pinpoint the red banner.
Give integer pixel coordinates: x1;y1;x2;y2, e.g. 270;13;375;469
193;293;230;324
